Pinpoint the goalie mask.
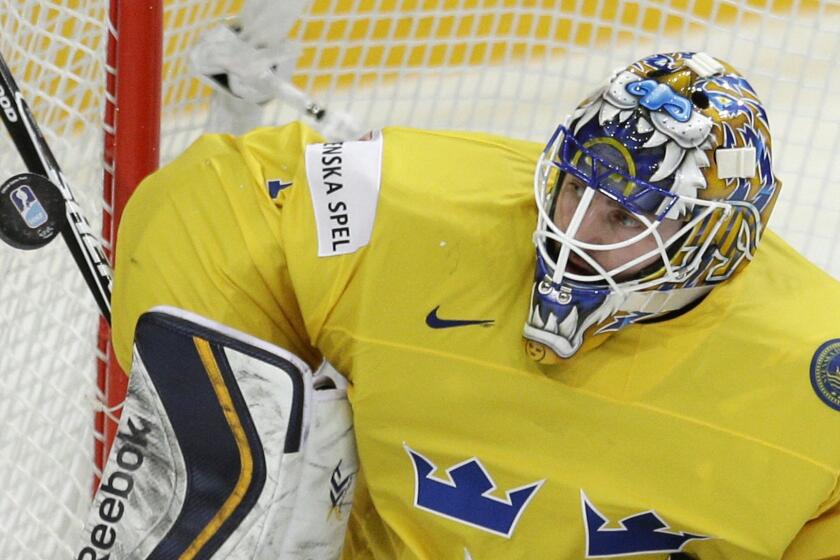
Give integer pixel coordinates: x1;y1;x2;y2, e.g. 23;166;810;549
524;52;780;362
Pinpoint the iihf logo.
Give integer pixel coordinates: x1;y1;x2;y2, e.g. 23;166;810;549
10;184;48;228
581;490;710;557
404;444;543;538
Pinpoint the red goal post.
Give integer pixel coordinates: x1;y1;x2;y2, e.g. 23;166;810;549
98;0;163;488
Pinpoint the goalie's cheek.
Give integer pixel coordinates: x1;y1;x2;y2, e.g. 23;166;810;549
607;217;685;280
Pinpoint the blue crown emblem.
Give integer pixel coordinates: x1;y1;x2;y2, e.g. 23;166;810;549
405;444;543;537
582;491;710;557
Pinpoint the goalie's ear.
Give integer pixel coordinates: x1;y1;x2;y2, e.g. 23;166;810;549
77;306;357;560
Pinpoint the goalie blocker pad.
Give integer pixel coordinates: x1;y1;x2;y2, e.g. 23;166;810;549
77;307;357;559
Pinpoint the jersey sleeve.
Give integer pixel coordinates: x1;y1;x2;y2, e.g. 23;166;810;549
112;121;325;371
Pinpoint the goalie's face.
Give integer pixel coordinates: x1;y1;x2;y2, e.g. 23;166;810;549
551;174;683;280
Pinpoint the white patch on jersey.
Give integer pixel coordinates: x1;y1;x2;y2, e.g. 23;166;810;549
305;132;383;257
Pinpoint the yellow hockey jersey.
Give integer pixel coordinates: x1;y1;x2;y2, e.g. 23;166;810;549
112;122;840;559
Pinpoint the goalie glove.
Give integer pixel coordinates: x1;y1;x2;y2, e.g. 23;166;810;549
76;307;357;559
190;20;362;140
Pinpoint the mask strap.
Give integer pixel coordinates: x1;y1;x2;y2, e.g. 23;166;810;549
618;285;713;313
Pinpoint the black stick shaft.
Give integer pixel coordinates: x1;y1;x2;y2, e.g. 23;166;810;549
0;51;112;323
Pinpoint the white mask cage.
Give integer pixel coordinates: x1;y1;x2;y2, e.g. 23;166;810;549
532;123;740;310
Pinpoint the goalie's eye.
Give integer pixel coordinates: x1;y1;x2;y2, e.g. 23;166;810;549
611;209;643;230
563;178;586;198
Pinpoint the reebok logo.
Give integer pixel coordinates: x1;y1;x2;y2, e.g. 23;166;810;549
77;416;152;560
425;306;494;329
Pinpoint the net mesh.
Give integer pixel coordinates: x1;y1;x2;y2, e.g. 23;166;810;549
0;0;837;556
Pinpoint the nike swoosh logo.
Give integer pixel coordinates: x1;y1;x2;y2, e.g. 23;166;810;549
426;306;494;329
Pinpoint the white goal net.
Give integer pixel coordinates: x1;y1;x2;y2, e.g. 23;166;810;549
0;0;837;557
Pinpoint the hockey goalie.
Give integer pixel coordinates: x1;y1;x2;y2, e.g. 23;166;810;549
78;52;840;559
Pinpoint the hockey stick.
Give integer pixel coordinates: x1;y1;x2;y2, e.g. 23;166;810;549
0;50;112;323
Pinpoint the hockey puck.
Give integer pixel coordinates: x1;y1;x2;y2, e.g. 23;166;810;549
0;172;66;250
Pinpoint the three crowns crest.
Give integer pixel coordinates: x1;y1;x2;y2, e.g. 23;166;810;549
404;444;710;555
404;444;544;538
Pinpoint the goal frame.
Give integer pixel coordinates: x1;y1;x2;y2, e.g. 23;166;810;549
97;0;163;478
